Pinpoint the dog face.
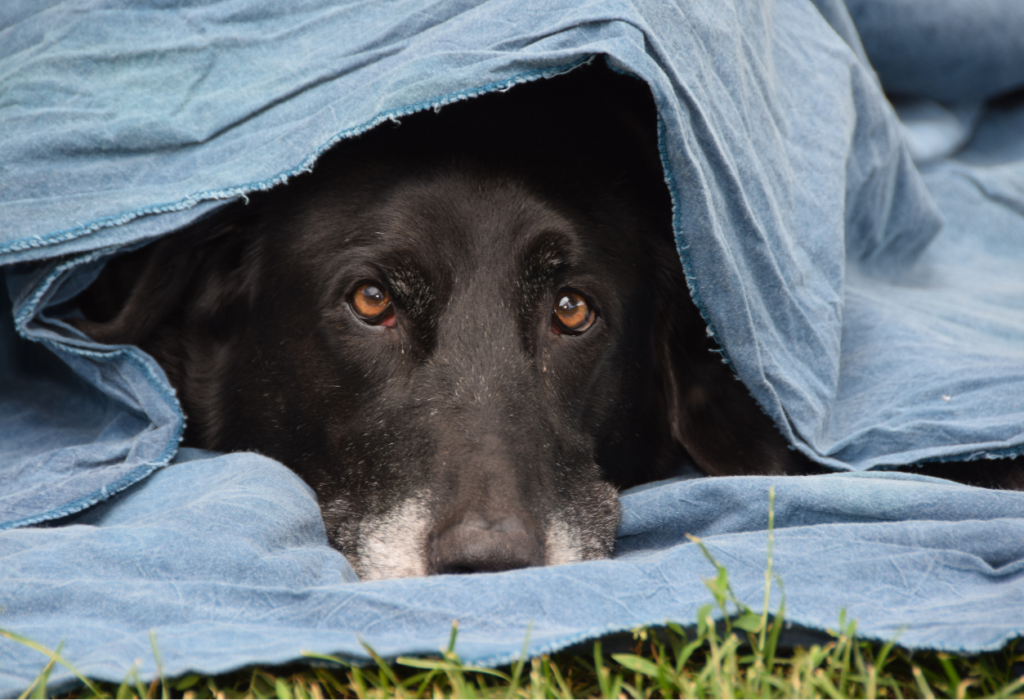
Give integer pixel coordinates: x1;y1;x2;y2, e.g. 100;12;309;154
74;65;801;578
258;167;658;578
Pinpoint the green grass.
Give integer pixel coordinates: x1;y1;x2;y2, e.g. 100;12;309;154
18;607;1024;699
7;487;1023;699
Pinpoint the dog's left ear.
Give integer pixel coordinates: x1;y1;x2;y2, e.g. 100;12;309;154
73;234;203;347
653;259;810;476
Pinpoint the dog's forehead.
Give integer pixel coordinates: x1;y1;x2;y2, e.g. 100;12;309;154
371;167;646;283
381;172;577;252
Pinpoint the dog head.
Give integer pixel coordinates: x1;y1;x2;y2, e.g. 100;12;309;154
74;65;799;579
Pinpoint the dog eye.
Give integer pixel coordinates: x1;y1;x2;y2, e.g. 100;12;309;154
552;291;595;334
350;283;395;326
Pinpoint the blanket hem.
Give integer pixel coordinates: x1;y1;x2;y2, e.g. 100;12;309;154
0;59;595;263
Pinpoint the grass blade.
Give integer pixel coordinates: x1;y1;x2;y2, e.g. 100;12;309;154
912;663;936;699
611;653;660;678
149;630;168;700
0;627;105;699
759;486;776;650
505;621;532;699
24;640;61;700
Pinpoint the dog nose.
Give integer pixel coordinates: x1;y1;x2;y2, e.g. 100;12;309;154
430;513;545;574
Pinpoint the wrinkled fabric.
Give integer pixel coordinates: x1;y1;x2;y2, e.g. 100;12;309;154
2;451;1024;696
844;0;1024;101
2;0;1024;695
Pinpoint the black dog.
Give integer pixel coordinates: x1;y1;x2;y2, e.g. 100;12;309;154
72;65;841;579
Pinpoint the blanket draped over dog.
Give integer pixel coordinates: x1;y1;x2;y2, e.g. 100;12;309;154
2;0;1023;693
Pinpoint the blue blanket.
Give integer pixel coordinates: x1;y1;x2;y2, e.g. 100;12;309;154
2;0;1024;694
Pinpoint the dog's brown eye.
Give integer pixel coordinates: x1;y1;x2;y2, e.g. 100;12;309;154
553;291;594;334
351;283;395;325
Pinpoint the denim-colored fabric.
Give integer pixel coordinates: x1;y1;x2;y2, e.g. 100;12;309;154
2;0;1024;694
844;0;1024;101
1;450;1023;695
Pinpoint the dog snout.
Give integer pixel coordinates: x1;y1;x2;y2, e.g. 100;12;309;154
429;512;545;575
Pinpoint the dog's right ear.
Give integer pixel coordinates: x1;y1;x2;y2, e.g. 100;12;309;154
72;203;250;347
653;255;814;477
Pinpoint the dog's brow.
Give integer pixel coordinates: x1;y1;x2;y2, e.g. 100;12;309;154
519;231;570;290
381;257;437;316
